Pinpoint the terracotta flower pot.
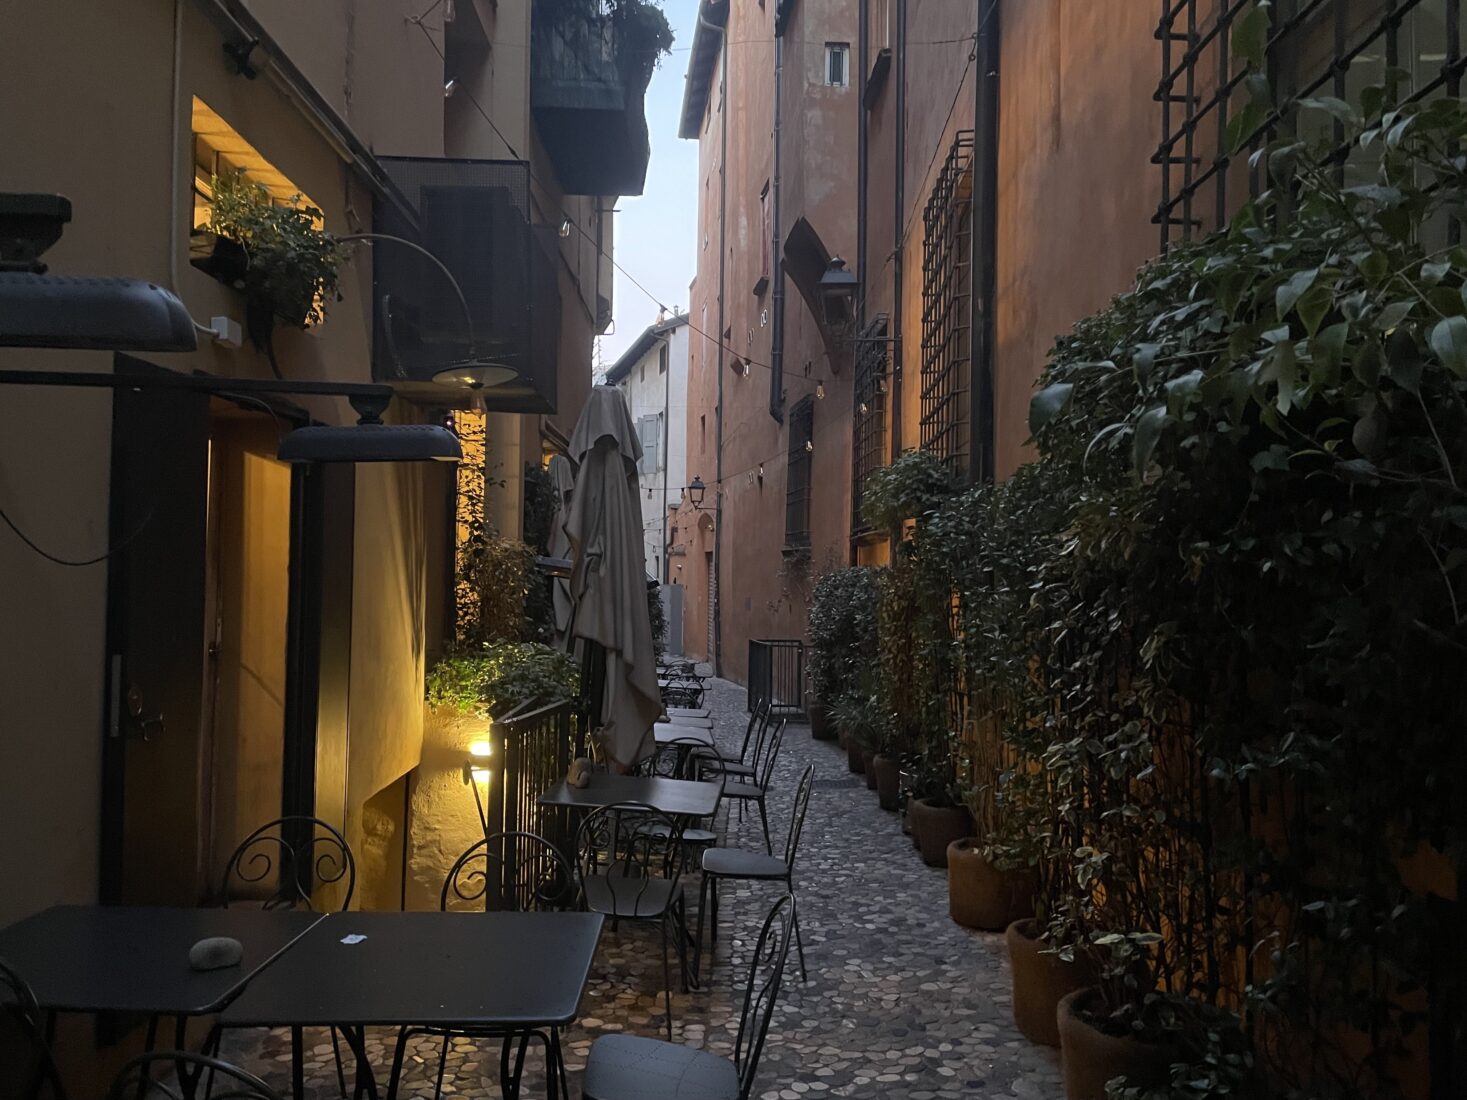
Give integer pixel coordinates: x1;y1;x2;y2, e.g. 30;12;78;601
1006;919;1094;1047
808;702;836;740
947;840;1034;930
871;753;902;810
861;750;878;790
1057;988;1179;1100
909;800;972;867
846;737;865;774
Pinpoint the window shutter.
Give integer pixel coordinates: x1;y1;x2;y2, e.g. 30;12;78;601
638;415;659;475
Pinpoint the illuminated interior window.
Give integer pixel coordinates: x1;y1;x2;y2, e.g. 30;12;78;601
190;97;322;232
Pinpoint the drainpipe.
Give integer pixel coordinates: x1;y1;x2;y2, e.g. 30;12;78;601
891;0;907;460
661;329;672;584
769;28;786;422
713;15;729;677
970;0;1000;484
853;0;868;565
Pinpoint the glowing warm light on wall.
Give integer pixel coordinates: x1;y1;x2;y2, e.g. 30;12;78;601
470;766;492;784
468;739;492;759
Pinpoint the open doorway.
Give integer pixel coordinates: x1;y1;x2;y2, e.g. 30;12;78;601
201;411;292;889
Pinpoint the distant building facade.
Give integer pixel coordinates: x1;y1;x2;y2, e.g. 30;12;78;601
605;313;690;584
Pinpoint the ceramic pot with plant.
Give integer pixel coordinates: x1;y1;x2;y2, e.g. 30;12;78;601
871;754;902;811
1057;988;1177;1100
846;736;865;774
1005;919;1094;1047
947;840;1033;930
862;750;878;789
808;700;835;740
907;754;971;866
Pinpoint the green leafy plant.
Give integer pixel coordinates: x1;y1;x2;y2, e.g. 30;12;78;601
807;566;880;706
207;171;344;346
859;448;956;537
457;535;539;647
827;685;892;755
426;641;579;719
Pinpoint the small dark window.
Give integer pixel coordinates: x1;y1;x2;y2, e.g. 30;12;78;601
825;43;849;87
785;396;814;548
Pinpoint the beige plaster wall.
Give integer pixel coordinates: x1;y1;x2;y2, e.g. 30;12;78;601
404;706;492;912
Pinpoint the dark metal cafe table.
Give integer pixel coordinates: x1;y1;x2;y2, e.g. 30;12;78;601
0;904;323;1018
219;910;604;1099
653;723;715;749
538;773;723;818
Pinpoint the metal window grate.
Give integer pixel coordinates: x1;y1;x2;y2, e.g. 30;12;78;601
920;131;974;481
1155;0;1466;252
785;395;814;548
852;315;889;537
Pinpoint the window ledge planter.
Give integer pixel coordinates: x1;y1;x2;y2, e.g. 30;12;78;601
1056;988;1179;1100
1005;919;1094;1048
946;840;1033;930
189;230;249;290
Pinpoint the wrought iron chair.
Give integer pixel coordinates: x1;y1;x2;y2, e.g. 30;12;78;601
693;702;769;780
575;802;689;1039
698;765;814;983
0;959;67;1100
106;1051;281;1100
639;737;726;856
218;815;356;911
719;718;788;853
581;894;797;1100
385;831;577;1100
215;816;356;1096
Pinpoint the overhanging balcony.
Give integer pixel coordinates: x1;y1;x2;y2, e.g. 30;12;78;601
373;157;561;413
531;3;654;196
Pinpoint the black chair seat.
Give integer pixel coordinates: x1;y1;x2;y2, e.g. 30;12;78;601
582;872;678;918
702;847;787;879
583;1034;738;1100
721;782;764;800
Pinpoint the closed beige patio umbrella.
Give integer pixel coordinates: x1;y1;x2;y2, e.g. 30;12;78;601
564;385;660;770
547;452;576;645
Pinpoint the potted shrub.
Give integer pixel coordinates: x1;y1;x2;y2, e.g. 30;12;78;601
204;170;345;358
807;567;880;740
906;729;973;867
947;778;1033;929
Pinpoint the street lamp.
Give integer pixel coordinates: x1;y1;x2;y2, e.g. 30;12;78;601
686;476;707;510
816;255;858;336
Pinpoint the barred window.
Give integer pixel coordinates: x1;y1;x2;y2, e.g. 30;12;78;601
920;130;974;481
1157;0;1465;252
851;315;889;538
785;396;814;549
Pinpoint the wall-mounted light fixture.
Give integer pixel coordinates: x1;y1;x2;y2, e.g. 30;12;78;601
559;218;573;238
444;79;458;98
464;736;494;836
686;476;707;510
817;256;858;336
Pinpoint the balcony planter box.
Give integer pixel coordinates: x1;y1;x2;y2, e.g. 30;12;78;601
861;749;878;790
1006;919;1094;1047
947;840;1033;930
1057;988;1179;1100
189;231;249;290
908;799;972;867
872;753;902;811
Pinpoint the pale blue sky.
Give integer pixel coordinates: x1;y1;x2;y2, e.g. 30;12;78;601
595;3;701;368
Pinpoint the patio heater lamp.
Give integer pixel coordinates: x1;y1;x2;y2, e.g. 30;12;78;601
686;476;707;511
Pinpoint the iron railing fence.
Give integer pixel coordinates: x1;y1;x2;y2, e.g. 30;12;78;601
748;639;807;719
920;130;975;482
482;696;585;909
1155;0;1466;252
852;316;890;538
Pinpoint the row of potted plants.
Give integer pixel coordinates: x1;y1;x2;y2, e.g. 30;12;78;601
808;77;1467;1100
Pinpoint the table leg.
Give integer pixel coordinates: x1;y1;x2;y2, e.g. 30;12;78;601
338;1023;379;1100
291;1025;304;1100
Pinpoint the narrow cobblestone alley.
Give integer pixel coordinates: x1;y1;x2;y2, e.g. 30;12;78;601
226;677;1063;1099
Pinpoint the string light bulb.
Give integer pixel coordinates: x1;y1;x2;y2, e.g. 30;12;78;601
816;381;826;399
859;401;868;415
804;440;813;453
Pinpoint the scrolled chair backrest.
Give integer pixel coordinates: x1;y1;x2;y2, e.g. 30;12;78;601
574;801;685;915
220;815;355;911
0;958;67;1100
106;1052;282;1100
733;894;798;1100
783;764;815;870
440;830;577;913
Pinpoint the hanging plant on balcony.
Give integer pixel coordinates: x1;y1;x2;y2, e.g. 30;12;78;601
207;170;345;357
537;0;673;91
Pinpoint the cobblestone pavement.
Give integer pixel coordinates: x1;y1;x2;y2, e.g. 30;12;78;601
223;677;1062;1099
